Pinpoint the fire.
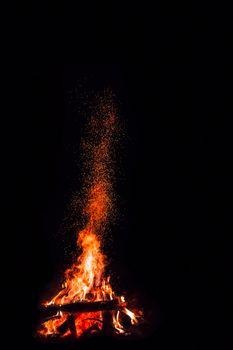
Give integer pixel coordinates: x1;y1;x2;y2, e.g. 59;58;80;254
37;94;142;339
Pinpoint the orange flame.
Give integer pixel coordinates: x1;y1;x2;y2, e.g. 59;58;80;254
38;95;141;338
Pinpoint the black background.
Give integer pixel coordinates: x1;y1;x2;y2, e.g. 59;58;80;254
2;4;232;350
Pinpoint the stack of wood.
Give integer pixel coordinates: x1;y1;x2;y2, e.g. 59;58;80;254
40;299;122;338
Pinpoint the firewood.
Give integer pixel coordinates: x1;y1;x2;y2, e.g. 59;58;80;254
41;299;119;320
57;314;77;337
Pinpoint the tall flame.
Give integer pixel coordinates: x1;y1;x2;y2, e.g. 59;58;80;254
38;94;141;338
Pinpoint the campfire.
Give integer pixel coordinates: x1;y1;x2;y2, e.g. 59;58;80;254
37;94;143;340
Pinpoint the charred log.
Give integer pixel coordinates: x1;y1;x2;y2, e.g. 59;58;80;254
101;311;116;335
57;315;77;337
41;299;120;320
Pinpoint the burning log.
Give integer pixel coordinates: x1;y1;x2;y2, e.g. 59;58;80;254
101;311;116;335
41;299;120;320
57;315;77;337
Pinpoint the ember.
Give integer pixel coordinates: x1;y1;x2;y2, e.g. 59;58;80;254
37;94;142;339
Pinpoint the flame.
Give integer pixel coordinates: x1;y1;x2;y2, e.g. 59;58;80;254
38;95;141;339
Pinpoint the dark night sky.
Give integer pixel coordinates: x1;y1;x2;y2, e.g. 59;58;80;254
2;5;232;350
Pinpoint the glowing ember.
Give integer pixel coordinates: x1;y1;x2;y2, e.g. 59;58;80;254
37;94;142;339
